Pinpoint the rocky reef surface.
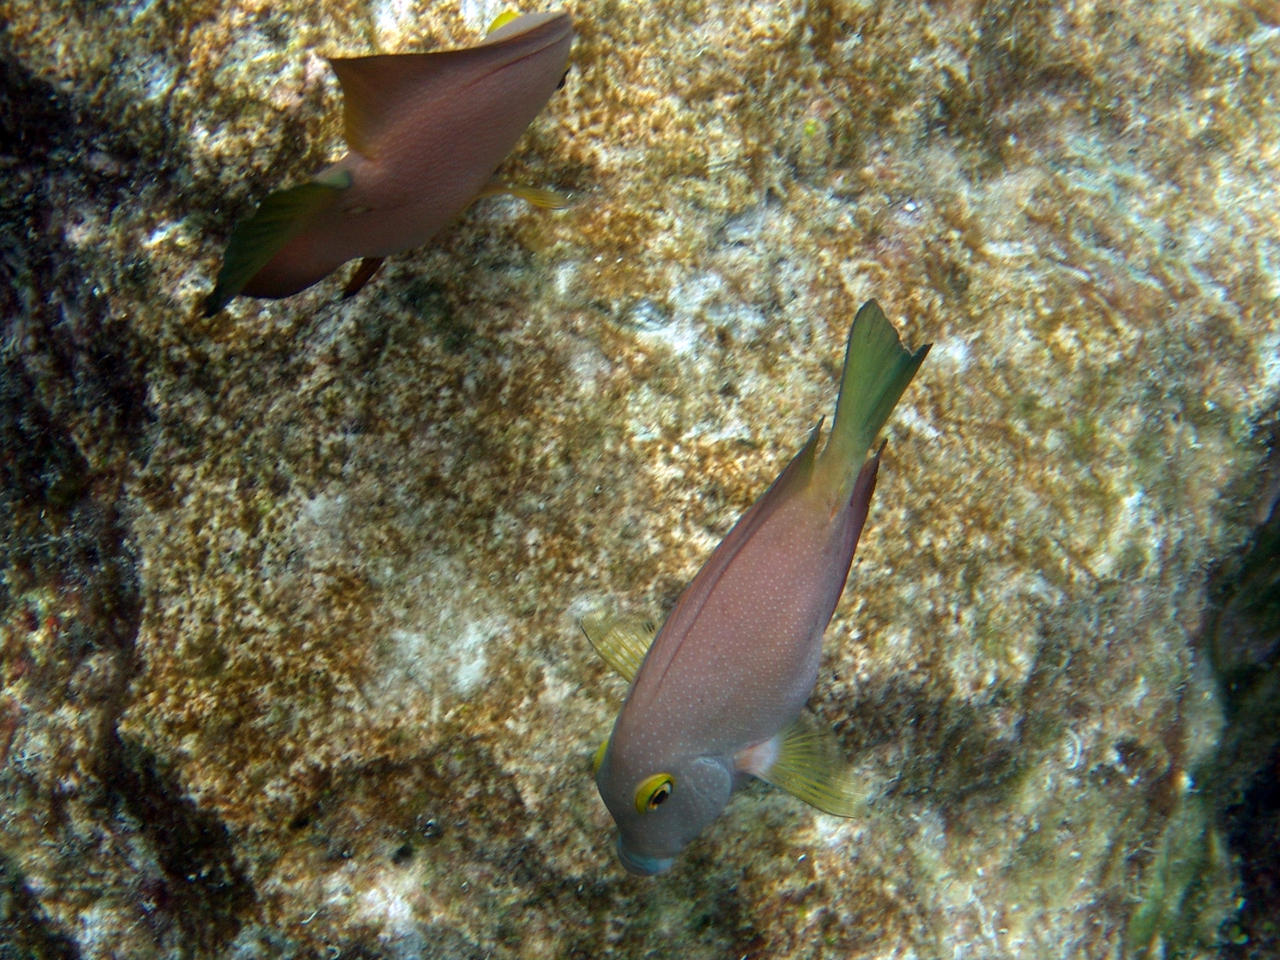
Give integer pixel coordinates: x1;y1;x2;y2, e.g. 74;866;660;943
2;0;1279;957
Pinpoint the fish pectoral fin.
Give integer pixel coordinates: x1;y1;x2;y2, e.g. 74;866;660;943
580;611;656;682
476;181;571;209
591;736;608;773
486;10;521;33
204;179;346;315
739;712;867;818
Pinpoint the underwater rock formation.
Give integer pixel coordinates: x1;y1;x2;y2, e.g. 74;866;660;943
2;0;1279;957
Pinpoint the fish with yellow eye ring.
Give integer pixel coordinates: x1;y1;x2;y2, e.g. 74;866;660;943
585;301;930;876
634;773;674;814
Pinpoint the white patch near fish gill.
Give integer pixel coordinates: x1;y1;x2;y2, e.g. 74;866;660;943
734;736;779;777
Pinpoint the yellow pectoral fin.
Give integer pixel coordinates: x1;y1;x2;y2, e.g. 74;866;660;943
580;611;656;682
486;10;521;33
591;737;609;774
476;182;571;209
740;713;868;818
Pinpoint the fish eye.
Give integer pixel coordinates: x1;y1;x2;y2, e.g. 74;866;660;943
634;773;674;814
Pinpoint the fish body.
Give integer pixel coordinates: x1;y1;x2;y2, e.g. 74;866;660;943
591;301;930;875
205;11;572;312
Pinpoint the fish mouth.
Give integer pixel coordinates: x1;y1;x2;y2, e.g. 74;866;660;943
616;837;674;876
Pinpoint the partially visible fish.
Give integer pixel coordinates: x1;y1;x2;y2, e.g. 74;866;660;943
204;10;573;314
588;300;930;875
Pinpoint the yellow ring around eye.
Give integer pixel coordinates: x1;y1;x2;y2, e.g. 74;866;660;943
634;773;675;814
591;738;609;775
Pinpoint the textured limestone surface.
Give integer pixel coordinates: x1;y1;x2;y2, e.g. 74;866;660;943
2;0;1279;957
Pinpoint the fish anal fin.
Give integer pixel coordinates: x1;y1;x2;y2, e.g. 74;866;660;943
205;179;344;315
581;611;657;682
737;712;866;818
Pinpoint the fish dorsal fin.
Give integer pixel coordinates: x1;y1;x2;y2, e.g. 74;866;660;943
204;176;348;315
329;12;563;159
737;712;867;818
328;53;449;157
581;611;657;682
629;424;822;702
330;47;514;157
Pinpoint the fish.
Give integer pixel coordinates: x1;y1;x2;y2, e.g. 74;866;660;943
203;10;574;315
587;300;930;875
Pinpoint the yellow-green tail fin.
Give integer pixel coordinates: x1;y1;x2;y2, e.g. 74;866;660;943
818;300;930;479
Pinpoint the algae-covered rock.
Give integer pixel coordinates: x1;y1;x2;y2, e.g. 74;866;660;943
2;0;1278;957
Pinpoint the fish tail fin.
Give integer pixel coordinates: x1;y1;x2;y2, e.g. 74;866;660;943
815;300;929;490
203;178;347;315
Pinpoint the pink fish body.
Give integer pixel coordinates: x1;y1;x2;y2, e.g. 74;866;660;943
591;301;930;874
206;11;573;312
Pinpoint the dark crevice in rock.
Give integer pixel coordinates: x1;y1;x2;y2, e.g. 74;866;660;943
1222;756;1280;960
1198;415;1280;958
0;855;81;960
0;48;155;476
0;40;250;960
93;736;257;955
